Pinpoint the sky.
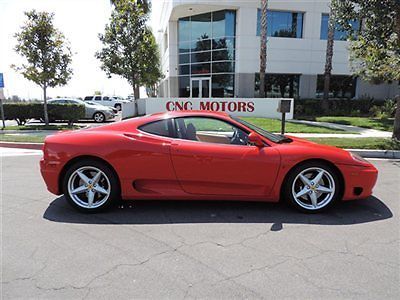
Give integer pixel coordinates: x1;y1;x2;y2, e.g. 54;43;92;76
0;0;162;100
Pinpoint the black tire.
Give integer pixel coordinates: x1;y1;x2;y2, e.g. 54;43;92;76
282;161;342;213
115;104;122;111
93;112;105;123
62;159;120;213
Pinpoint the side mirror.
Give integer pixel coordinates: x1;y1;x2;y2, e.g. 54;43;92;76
248;132;264;148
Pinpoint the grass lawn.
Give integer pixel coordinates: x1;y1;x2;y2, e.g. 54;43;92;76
4;124;80;131
306;137;400;150
0;134;45;143
316;116;394;132
241;117;346;133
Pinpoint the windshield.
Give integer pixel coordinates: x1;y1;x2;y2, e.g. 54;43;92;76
232;116;290;143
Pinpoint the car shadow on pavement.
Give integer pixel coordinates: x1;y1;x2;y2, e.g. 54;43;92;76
43;196;392;228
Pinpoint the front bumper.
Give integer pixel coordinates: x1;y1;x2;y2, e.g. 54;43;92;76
340;164;378;200
40;158;62;195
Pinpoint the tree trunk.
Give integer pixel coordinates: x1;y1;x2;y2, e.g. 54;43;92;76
393;95;400;140
322;1;336;113
259;0;268;98
134;84;140;99
43;85;49;126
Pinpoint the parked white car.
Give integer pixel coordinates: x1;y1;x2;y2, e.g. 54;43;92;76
83;95;130;111
48;98;116;123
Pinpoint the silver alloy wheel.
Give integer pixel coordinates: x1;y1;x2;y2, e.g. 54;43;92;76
291;167;335;211
94;112;105;122
67;166;111;209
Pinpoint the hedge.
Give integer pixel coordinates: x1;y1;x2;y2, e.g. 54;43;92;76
294;99;388;118
3;103;85;125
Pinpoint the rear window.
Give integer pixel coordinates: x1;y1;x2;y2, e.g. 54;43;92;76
139;120;171;137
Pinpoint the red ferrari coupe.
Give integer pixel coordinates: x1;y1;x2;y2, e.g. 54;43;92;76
40;111;378;213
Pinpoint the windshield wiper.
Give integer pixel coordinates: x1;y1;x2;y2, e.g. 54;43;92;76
276;135;293;143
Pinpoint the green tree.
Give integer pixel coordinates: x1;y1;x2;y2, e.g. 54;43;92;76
335;0;400;139
12;10;73;125
110;0;150;14
259;0;268;98
97;0;162;99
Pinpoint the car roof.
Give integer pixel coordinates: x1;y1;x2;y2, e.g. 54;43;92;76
150;110;229;119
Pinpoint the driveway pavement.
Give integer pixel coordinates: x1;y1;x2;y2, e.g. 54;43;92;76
1;154;399;299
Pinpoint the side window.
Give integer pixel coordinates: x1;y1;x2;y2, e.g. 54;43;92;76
139;119;172;137
84;96;92;101
103;96;110;101
94;96;102;101
174;117;249;146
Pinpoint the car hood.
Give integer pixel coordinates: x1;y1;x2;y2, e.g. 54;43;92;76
275;135;364;166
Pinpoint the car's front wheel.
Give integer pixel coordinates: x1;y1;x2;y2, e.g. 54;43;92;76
282;161;341;213
63;160;120;213
114;104;122;111
93;112;105;123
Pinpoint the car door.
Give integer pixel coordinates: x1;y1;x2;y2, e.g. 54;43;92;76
93;95;103;106
170;117;281;197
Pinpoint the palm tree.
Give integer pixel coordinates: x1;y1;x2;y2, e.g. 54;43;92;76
322;0;338;112
259;0;268;97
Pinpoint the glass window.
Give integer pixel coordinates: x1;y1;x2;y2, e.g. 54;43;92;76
255;73;300;98
316;75;356;99
84;96;92;101
320;14;360;40
178;41;193;54
212;49;234;62
191;51;211;63
212;10;236;38
178;10;236;98
139;120;172;137
94;96;101;101
191;63;211;75
257;10;304;38
179;76;190;97
212;74;234;97
103;96;110;100
212;62;235;74
179;65;190;75
178;17;191;42
179;53;190;64
174;117;249;146
191;13;212;41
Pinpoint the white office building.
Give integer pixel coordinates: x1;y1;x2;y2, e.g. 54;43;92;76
153;0;398;100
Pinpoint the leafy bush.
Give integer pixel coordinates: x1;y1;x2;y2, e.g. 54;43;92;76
369;99;397;119
3;103;85;125
294;99;389;118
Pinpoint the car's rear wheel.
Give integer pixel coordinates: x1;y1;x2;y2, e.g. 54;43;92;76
93;112;105;123
63;160;120;213
282;161;341;213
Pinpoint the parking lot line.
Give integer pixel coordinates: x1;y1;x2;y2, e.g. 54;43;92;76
0;147;43;157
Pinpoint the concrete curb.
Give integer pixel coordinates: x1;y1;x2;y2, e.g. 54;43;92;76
347;149;400;159
0;142;43;150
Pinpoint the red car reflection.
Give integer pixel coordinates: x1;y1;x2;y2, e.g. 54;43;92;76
40;111;378;213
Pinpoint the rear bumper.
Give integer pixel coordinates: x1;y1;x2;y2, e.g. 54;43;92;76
340;164;378;200
40;158;62;195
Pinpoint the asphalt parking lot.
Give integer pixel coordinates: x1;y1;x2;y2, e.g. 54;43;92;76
1;152;399;299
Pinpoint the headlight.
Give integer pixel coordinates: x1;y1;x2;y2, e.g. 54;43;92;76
350;152;369;164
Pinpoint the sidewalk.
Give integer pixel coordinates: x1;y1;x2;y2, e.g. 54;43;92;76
288;119;392;138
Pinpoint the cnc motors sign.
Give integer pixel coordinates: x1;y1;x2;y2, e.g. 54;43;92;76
142;98;294;119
